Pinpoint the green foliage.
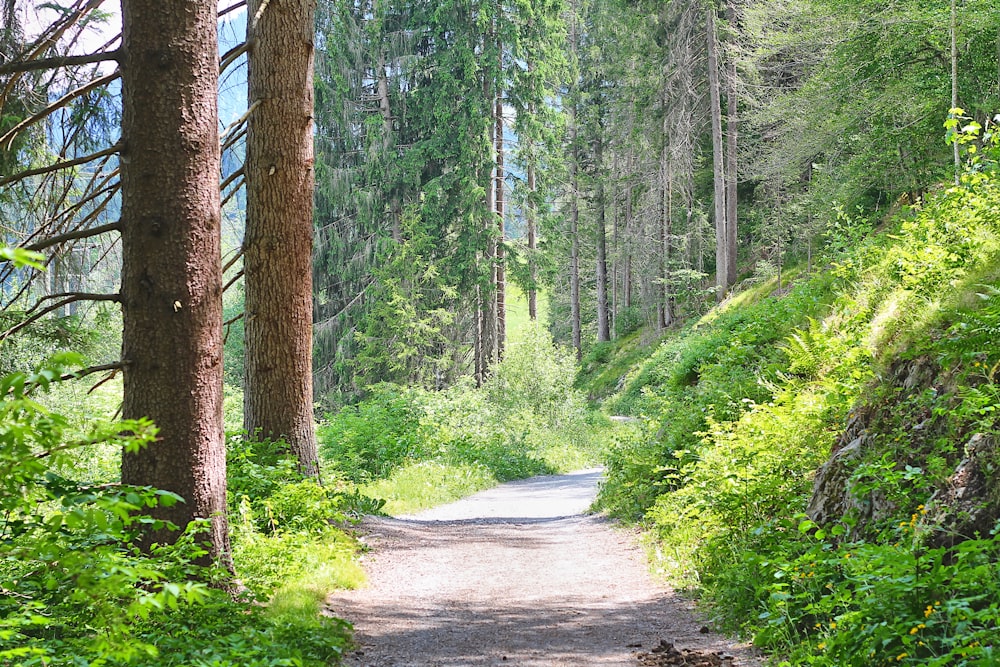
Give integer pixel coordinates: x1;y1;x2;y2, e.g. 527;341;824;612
593;137;1000;664
318;385;427;483
320;325;606;512
751;522;1000;667
0;353;355;666
361;460;497;515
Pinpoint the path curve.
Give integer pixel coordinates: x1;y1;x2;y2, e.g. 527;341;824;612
326;469;761;666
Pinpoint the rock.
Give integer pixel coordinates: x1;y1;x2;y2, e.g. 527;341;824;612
636;640;739;666
925;433;1000;548
806;430;893;535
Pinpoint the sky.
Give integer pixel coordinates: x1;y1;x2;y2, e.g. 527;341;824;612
19;1;249;122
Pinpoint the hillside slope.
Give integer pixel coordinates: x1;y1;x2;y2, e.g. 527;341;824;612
588;146;1000;665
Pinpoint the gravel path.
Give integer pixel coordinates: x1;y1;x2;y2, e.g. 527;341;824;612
326;469;762;667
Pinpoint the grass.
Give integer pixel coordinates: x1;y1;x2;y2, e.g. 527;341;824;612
360;460;498;515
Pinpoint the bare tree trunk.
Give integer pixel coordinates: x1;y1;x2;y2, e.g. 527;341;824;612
951;0;960;186
568;0;581;360
474;294;484;386
119;0;230;566
664;154;674;328
527;160;537;321
624;150;633;309
376;48;401;242
610;149;619;335
478;18;497;380
570;112;582;360
243;0;319;476
659;87;672;329
595;131;610;343
495;92;506;359
707;7;727;301
725;0;739;288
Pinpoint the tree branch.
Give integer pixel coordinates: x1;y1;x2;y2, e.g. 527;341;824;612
220;166;244;194
1;71;120;149
0;0;107;109
220;1;248;20
24;221;121;253
221;175;246;208
0;143;122;188
223;312;244;345
25;291;119;314
220;42;248;74
223;247;245;275
221;100;261;140
2;293;120;341
0;49;122;75
223;269;244;294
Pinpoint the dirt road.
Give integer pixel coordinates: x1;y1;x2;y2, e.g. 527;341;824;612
326;469;761;667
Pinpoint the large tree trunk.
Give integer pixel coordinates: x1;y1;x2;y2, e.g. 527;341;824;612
119;0;230;565
707;7;727;301
725;0;739;289
595;131;610;343
569;107;582;360
243;0;319;476
495;92;506;360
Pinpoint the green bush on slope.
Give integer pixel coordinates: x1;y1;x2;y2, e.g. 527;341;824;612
596;136;1000;665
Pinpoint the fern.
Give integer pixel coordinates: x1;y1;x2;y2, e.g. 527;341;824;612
781;318;824;378
946;284;1000;362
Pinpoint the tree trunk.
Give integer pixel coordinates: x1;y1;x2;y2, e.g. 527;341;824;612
707;7;727;301
624;150;633;309
951;0;960;186
570;110;582;360
478;18;497;380
119;0;230;565
659;86;673;329
725;0;739;288
495;92;506;359
610;149;619;335
526;160;537;321
595;131;610;343
243;0;319;476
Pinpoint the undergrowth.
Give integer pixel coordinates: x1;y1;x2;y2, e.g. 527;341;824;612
319;324;608;514
594;122;1000;665
0;355;357;666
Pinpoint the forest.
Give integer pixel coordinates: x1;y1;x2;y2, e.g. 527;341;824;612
1;0;1000;664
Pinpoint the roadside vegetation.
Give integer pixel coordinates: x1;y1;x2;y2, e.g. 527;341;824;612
0;269;603;664
586;127;1000;665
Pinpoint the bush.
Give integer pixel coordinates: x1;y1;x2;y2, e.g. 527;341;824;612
590;134;1000;667
0;356;354;666
318;324;608;512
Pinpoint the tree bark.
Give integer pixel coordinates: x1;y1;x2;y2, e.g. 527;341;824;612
707;7;727;301
526;160;537;321
725;0;739;288
568;0;581;360
243;0;319;476
595;131;610;343
951;0;960;186
495;92;506;359
119;0;230;565
570;117;582;360
624;149;633;309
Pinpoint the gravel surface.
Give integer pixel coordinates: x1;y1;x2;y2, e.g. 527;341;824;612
326;469;762;667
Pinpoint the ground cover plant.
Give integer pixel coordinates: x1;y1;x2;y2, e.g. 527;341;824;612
594;124;1000;665
0;345;358;664
319;324;609;514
